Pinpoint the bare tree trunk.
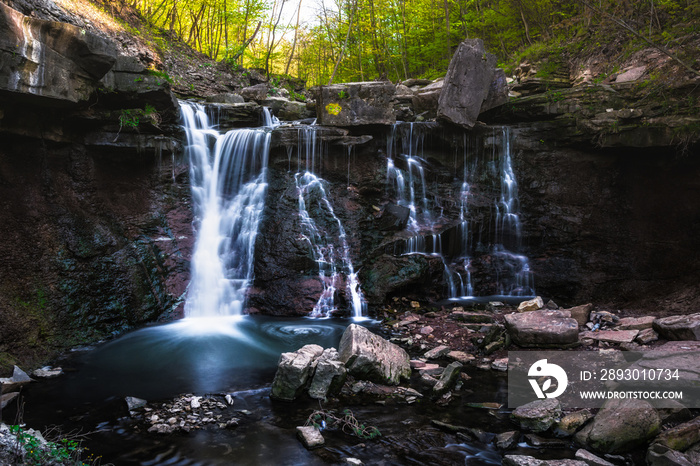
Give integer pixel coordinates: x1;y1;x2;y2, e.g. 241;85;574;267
328;0;357;85
285;0;303;75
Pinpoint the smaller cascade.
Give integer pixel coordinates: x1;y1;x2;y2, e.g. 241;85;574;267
286;122;366;319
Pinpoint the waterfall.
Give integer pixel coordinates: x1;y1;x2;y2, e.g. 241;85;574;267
181;102;273;317
290;124;366;319
384;123;533;298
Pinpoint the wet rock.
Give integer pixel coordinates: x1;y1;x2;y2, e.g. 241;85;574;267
316;81;396;126
433;361;462;395
377;203;410;230
554;410;593;437
579;330;639;344
512;398;562;433
339;324;410;385
505;310;579;348
296;426;324;449
308;348;347;400
646;443;696;466
31;366;63;378
654;415;700;452
210;102;263;129
412;80;443;118
437;39;497;128
518;296;544;313
343;458;364;466
431;419;472;433
574;449;615;466
0;392;18;409
564;304;593;326
658;400;692;424
271;344;324;401
240;83;269;101
635;328;659;345
617;316;656;330
491;358;509;371
449;311;494;323
495;431;520;450
525;434;568;448
653;314;700;341
503;455;587;466
0;366;32;392
574;398;660;454
424;345;450;359
125;396;148;412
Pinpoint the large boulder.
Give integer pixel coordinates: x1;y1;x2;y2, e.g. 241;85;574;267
437;38;498;128
338;324;411;385
574;398;660;454
307;348;347;400
0;2;116;104
504;310;579;348
512;398;562;433
653;313;700;341
316;81;396;126
270;344;324;401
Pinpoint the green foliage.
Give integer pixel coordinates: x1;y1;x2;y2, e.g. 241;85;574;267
118;105;161;131
9;425;95;466
147;69;173;84
337;90;349;99
305;407;381;440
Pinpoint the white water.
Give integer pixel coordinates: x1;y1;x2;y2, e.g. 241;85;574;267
181;102;274;317
290;124;366;319
384;123;532;298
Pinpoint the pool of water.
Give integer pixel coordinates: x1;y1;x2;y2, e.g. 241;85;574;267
12;316;575;465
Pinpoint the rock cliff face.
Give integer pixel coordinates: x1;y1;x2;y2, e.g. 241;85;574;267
0;2;188;369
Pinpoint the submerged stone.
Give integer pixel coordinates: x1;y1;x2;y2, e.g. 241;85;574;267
296;426;325;449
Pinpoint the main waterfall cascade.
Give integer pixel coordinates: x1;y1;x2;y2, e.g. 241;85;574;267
384;123;534;298
182;102;274;317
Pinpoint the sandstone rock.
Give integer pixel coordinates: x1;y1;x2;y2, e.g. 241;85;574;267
447;351;475;364
317;81;396;126
574;398;660;454
308;348;347;400
554;410;593;437
635;328;659;345
433;361;462;395
653;314;700;341
512;398;562;433
424;345;450;359
296;426;324;449
505;310;579;348
338;324;410;385
495;431;520;450
574;449;615;466
206;93;244;104
617;316;656;330
437;39;497;128
615;66;646;83
270;344;324;401
564;304;593;326
0;2;117;104
579;330;639;344
240;83;269;101
517;296;544;312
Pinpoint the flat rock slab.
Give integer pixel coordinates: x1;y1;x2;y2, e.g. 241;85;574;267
505;310;579;348
580;330;639;343
424;345;451;359
617;316;656;330
512;398;562;433
653;313;700;341
449;311;494;323
316;82;396;126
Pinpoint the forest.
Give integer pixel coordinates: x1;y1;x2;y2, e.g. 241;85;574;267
117;0;700;85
